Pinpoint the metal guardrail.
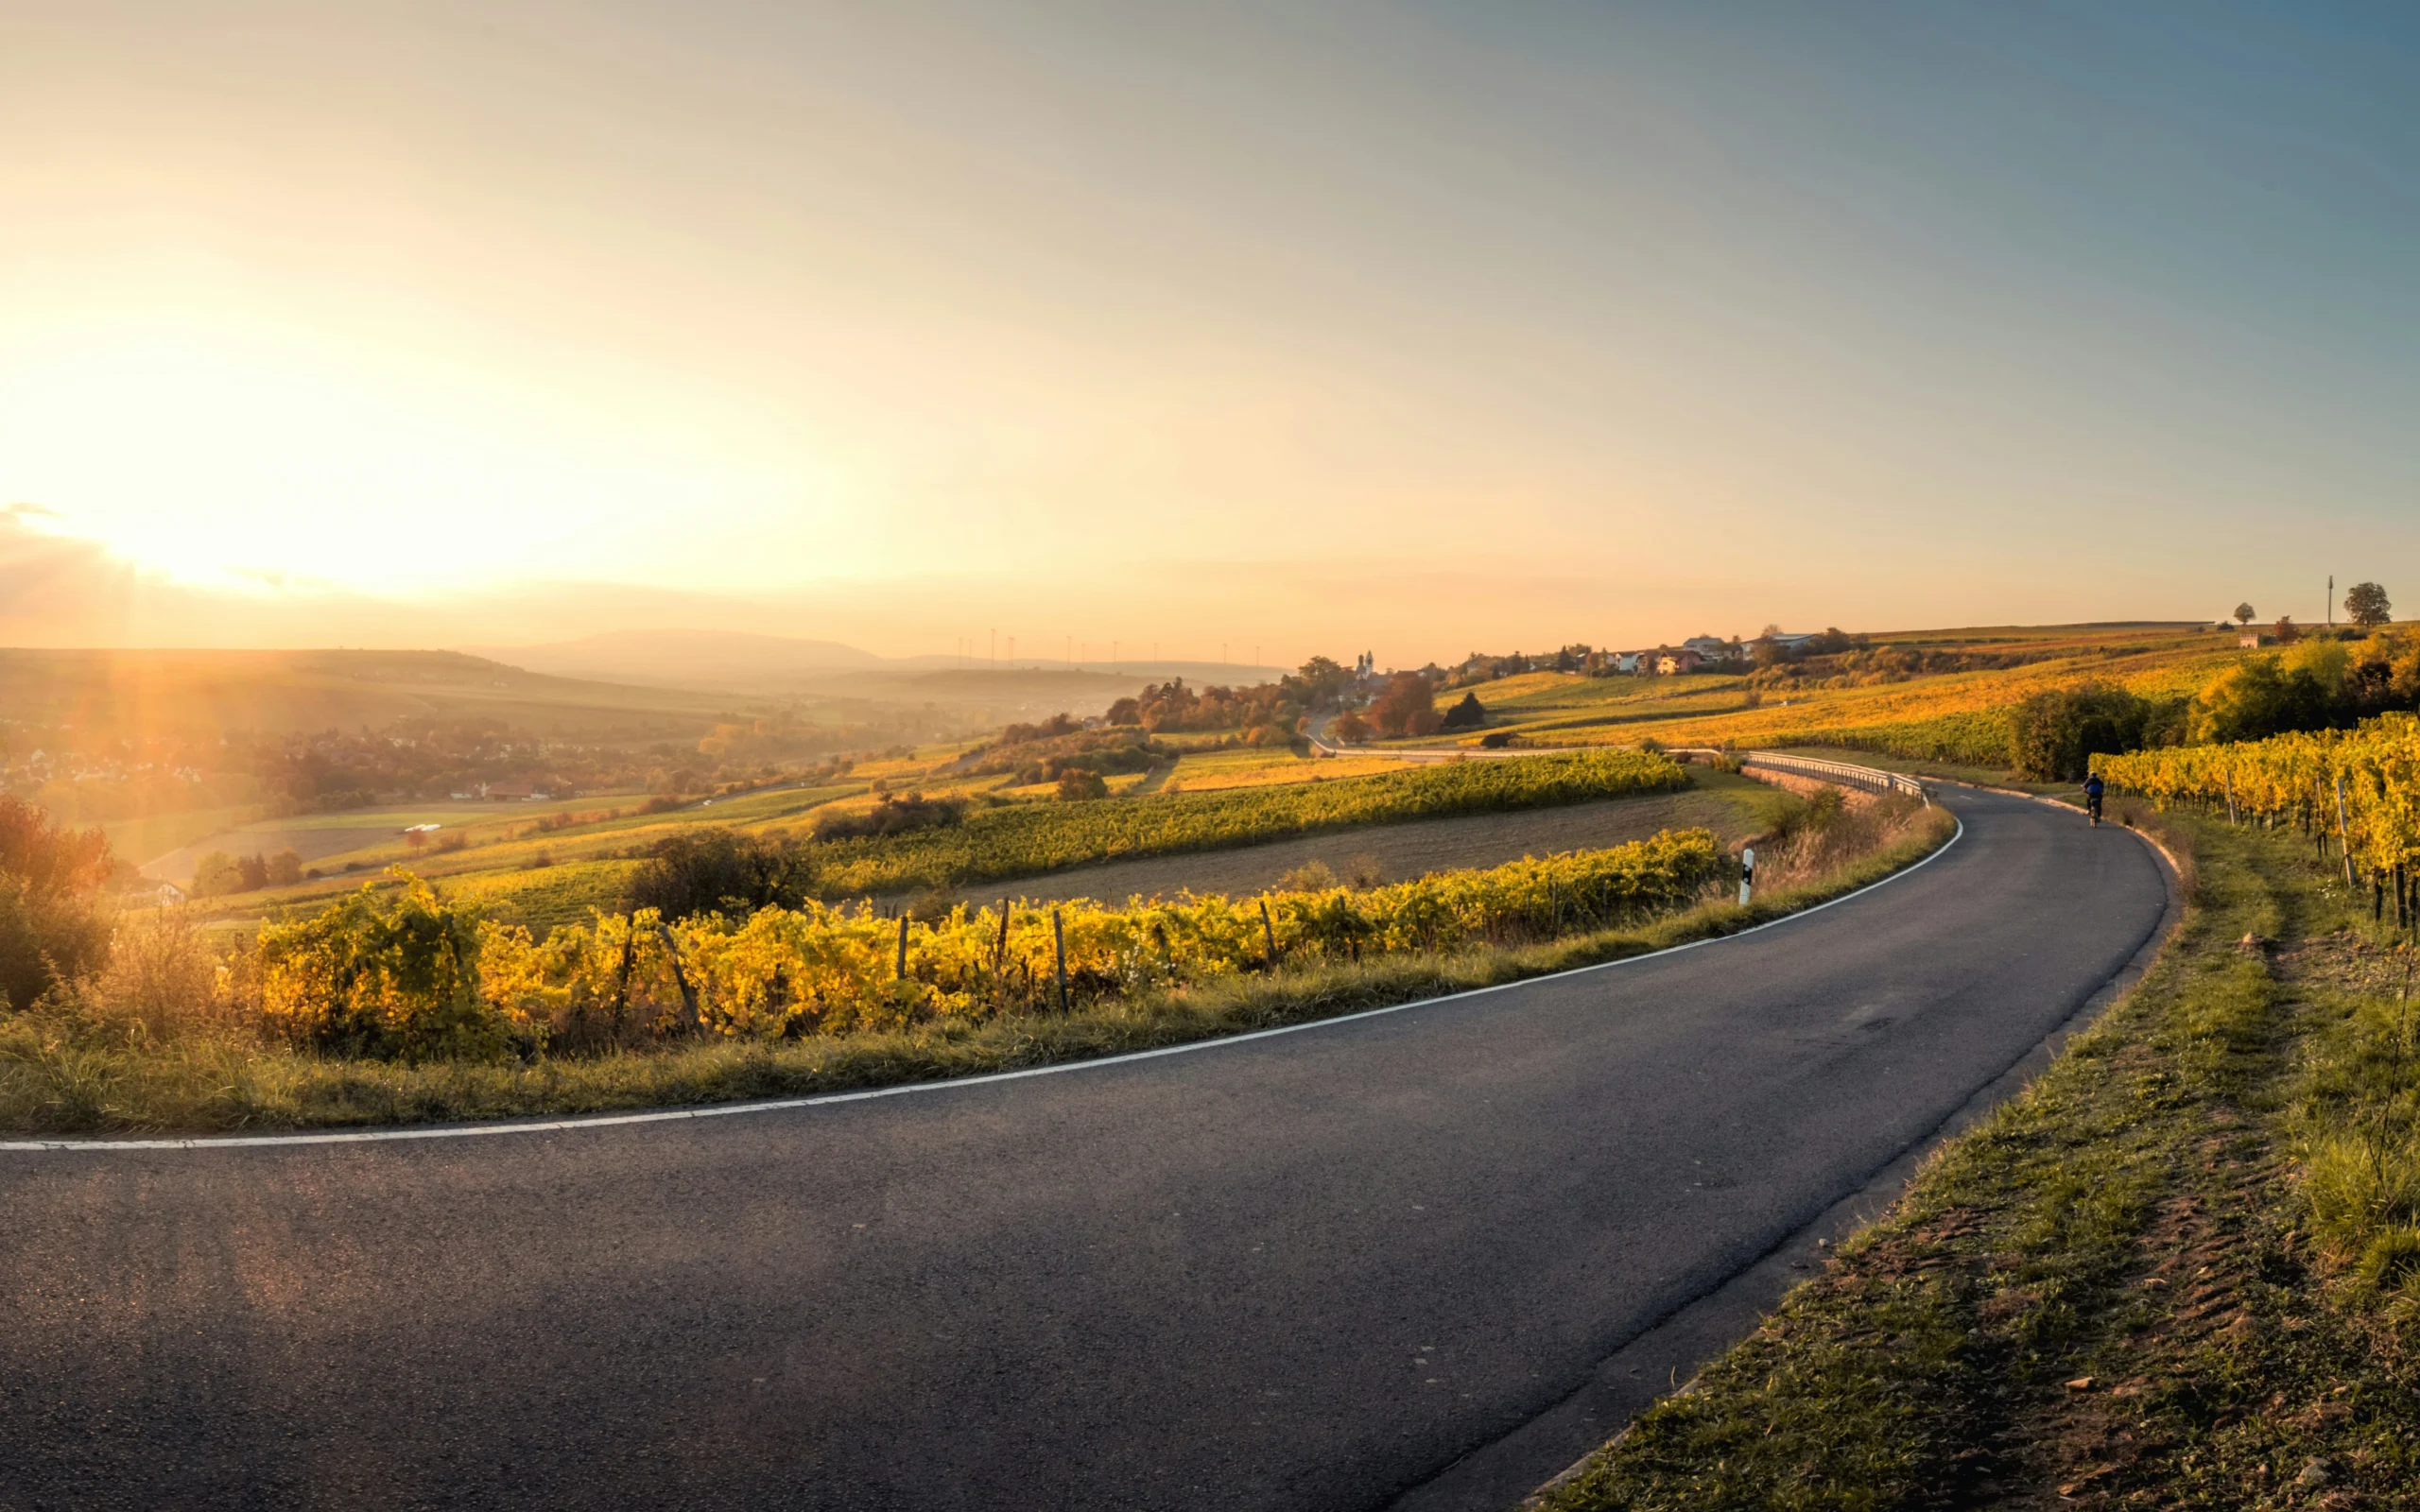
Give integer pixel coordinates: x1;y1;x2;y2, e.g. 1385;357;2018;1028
1738;751;1930;805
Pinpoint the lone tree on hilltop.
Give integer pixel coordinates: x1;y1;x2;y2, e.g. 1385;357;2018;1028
2235;602;2256;627
2345;581;2393;628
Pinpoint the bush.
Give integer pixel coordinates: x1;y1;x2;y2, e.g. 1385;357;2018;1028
1056;769;1110;801
1439;693;1488;731
88;909;230;1043
811;793;968;841
1279;859;1339;891
0;796;112;1011
625;829;814;921
2005;684;2165;781
257;873;502;1060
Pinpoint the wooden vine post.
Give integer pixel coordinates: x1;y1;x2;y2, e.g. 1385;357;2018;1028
895;914;909;981
1052;908;1068;1012
655;921;701;1033
2336;773;2357;888
994;899;1012;1009
1259;898;1279;970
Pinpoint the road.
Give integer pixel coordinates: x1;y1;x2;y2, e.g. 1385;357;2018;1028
0;786;2169;1512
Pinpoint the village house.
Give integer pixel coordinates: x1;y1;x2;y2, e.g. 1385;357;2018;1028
1656;649;1702;676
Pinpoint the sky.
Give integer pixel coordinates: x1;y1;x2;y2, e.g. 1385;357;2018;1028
3;1;2418;664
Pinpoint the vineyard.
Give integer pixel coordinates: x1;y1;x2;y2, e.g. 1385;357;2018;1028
2094;712;2420;922
267;829;1727;1056
1394;627;2243;767
807;748;1688;897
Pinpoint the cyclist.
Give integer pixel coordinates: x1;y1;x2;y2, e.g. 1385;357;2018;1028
2083;770;2105;827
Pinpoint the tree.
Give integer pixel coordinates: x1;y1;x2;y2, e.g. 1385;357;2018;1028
1290;656;1353;707
2234;602;2256;627
1369;673;1441;738
191;850;251;898
1438;693;1488;731
2345;581;2393;628
0;795;112;1010
2273;614;2300;645
1330;710;1374;744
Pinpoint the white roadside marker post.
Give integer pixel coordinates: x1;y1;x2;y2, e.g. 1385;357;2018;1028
1739;846;1756;907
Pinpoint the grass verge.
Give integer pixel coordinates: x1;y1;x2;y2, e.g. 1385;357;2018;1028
1;806;1954;1136
1533;797;2420;1511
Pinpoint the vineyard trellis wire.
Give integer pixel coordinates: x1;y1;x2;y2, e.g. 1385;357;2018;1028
458;827;1729;1050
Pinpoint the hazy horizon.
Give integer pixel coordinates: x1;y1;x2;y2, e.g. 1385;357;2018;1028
7;2;2415;663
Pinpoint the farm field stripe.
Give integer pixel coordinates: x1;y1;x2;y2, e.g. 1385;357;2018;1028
3;816;1962;1154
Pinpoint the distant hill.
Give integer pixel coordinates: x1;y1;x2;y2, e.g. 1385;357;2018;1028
0;647;752;739
468;628;1285;707
465;629;884;691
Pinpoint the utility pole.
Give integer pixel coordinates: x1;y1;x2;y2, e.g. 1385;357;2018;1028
2328;575;2335;630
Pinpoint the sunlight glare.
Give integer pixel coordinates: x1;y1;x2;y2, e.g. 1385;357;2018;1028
0;320;802;594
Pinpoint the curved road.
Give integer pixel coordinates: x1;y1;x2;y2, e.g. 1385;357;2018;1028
0;787;2168;1512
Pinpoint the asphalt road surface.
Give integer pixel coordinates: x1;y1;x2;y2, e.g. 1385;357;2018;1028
0;786;2169;1512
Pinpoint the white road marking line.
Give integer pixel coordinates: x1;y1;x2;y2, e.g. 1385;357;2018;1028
7;816;1965;1154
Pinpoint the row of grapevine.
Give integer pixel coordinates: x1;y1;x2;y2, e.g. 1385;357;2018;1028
2093;713;2420;917
268;828;1725;1056
807;748;1688;897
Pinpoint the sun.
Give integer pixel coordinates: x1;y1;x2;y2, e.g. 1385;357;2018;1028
0;316;795;595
